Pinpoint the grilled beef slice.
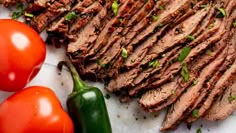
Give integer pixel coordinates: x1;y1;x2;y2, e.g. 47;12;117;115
160;44;228;131
0;0;25;6
85;0;136;58
106;4;210;93
129;15;226;96
89;0;148;61
26;0;54;13
29;0;74;32
204;80;236;121
67;1;113;54
140;5;211;66
101;0;197;80
46;0;102;46
139;41;227;111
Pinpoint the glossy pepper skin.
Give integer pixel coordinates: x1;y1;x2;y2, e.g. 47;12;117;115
0;86;74;133
58;61;112;133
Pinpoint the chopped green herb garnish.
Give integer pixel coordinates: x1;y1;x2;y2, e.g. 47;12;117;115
186;35;195;41
158;6;165;10
112;0;119;16
12;3;25;19
149;60;160;68
208;23;215;29
119;18;124;23
24;12;34;18
200;4;208;8
228;95;236;103
104;94;111;99
96;59;106;68
193;80;198;85
171;90;176;95
196;128;202;133
215;7;226;18
181;62;189;82
65;12;77;21
207;50;213;56
157;23;163;28
177;46;191;62
131;59;136;63
121;48;128;58
233;20;236;27
192;109;199;118
152;15;159;21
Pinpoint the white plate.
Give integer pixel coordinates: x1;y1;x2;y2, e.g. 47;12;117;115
0;6;235;133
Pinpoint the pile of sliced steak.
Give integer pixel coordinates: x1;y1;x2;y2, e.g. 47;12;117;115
2;0;236;131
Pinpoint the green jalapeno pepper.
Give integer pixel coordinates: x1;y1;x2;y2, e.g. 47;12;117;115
58;61;112;133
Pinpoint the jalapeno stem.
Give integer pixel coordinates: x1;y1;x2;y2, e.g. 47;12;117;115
57;61;86;92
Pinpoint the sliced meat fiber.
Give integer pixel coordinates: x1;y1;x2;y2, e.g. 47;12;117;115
46;1;103;46
105;4;211;93
84;0;161;78
130;4;216;87
26;0;54;13
46;0;101;40
0;0;25;6
85;0;136;57
89;0;148;61
121;0;165;36
139;41;227;110
97;0;196;79
29;0;75;32
195;59;236;122
125;0;197;49
128;17;226;96
160;45;228;131
140;5;211;66
120;0;172;47
204;80;236;121
186;29;236;123
106;67;141;92
132;46;181;86
183;42;236;123
67;1;113;53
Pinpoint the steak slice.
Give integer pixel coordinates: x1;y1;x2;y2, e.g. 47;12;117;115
104;0;197;77
204;80;236;121
195;59;236;122
126;5;211;68
89;0;148;61
46;0;102;46
186;29;236;123
26;0;54;13
129;15;225;96
89;0;163;78
160;44;228;131
0;0;25;6
140;5;211;66
139;41;227;110
132;46;181;86
67;0;113;54
85;0;136;58
105;4;211;93
29;0;74;32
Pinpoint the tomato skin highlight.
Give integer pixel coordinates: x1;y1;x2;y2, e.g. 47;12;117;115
0;19;46;92
0;86;74;133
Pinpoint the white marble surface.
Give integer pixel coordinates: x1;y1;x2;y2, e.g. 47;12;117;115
0;6;235;133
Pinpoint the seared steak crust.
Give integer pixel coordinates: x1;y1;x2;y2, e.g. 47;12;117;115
6;0;236;131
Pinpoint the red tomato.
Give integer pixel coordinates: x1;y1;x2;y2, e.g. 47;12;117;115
0;19;46;92
0;86;74;133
